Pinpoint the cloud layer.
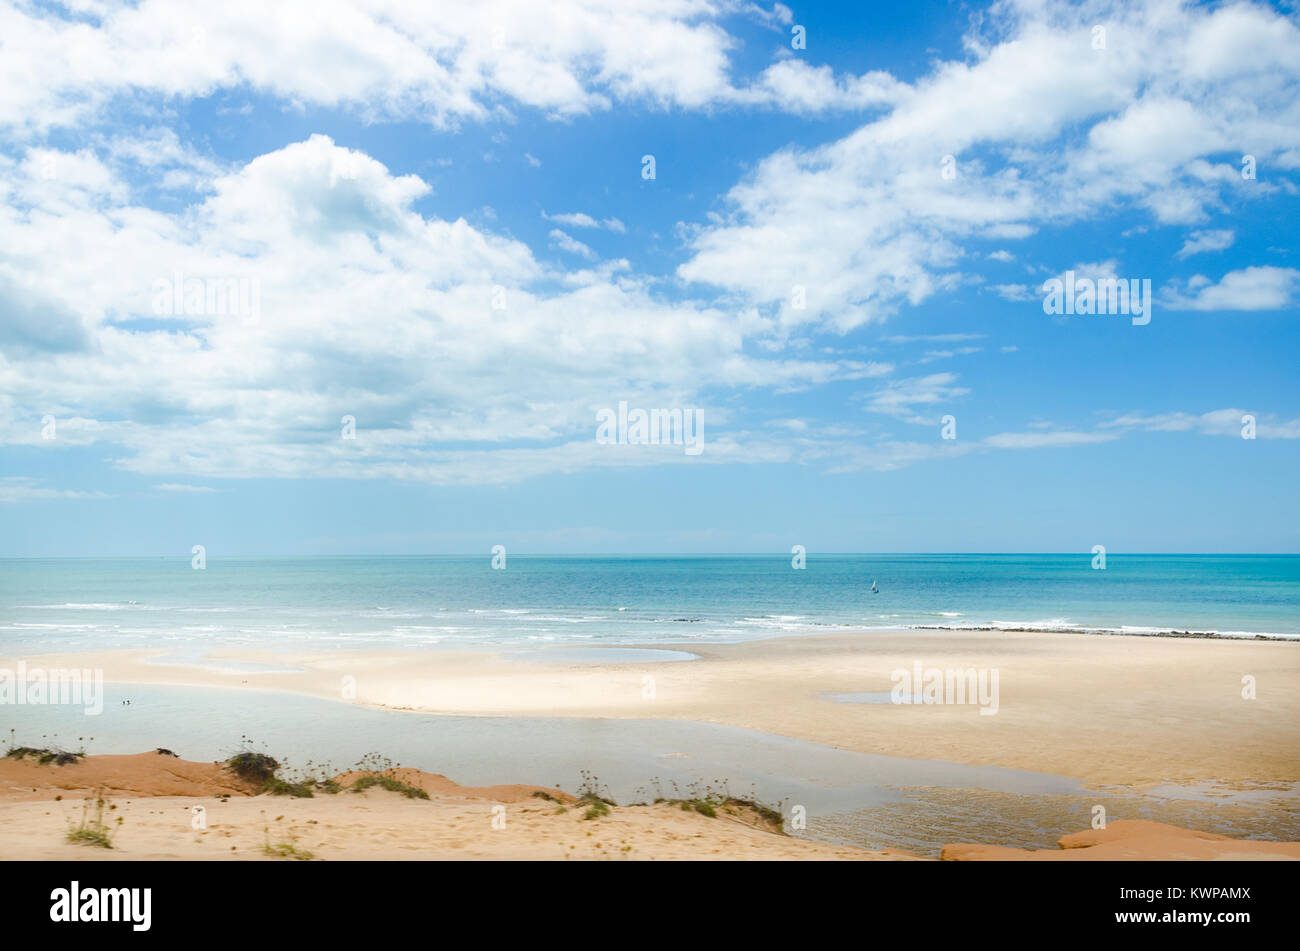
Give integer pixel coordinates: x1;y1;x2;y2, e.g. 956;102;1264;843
1;0;1297;498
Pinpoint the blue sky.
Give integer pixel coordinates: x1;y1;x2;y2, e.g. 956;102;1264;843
1;0;1298;555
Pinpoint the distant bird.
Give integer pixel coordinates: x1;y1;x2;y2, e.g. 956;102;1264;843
871;579;878;594
121;699;131;705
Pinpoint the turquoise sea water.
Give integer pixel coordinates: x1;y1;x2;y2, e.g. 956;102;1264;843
1;554;1296;654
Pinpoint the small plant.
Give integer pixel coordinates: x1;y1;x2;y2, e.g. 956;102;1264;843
262;818;314;860
7;746;83;766
224;746;280;785
264;841;315;860
260;776;315;798
576;770;615;805
345;751;428;799
5;731;88;766
295;759;342;794
349;774;429;799
643;776;787;835
222;737;329;796
65;789;119;849
576;770;616;820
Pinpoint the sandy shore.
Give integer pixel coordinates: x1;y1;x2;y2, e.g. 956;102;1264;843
0;752;904;861
8;628;1298;787
1;752;1294;860
943;820;1300;861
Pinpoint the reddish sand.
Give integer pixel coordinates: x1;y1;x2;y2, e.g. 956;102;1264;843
0;752;906;860
0;751;258;800
943;820;1300;861
2;753;1296;860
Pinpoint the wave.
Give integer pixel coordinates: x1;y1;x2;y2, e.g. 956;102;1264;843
908;621;1300;641
24;602;134;610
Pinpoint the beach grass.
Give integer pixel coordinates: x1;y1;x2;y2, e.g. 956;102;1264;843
348;774;429;799
65;788;118;849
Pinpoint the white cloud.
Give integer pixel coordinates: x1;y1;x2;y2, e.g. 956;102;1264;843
768;418;808;432
3;1;1297;494
0;0;936;133
883;333;983;344
1163;267;1300;311
737;60;906;114
548;229;597;260
676;1;1300;332
1176;228;1235;259
1099;409;1300;439
0;135;888;486
542;211;626;232
919;347;981;363
982;430;1118;450
991;283;1036;302
0;478;111;503
859;373;969;424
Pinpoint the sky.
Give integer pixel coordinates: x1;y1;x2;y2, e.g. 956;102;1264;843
0;0;1298;556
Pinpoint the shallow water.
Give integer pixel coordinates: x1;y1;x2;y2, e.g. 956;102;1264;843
6;684;1296;856
3;682;1084;851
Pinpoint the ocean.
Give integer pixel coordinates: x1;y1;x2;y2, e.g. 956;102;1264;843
1;553;1297;655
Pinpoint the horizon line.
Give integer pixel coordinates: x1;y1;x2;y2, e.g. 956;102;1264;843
2;551;1297;559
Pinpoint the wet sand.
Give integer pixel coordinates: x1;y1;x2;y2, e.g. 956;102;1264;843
8;627;1298;786
4;628;1297;858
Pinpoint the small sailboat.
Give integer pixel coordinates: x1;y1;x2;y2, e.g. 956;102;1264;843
871;579;878;594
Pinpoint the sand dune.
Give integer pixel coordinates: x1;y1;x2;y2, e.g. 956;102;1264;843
0;750;257;800
3;752;1296;860
0;752;908;861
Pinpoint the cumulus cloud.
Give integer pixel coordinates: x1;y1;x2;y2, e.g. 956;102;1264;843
3;0;1296;494
548;229;597;260
1162;266;1300;311
1176;228;1235;259
0;134;889;486
0;0;932;133
676;1;1300;332
737;60;907;113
